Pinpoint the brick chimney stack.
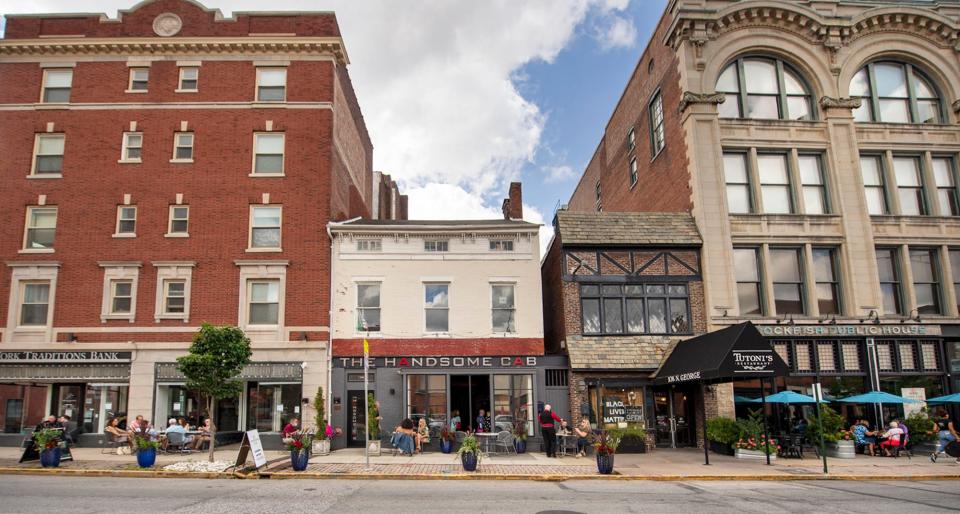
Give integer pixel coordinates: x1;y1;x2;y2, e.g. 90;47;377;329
501;182;523;220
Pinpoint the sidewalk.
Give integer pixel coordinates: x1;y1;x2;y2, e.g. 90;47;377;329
3;445;956;481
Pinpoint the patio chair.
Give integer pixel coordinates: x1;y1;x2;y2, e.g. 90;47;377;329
165;431;191;455
494;431;515;455
893;435;911;459
100;433;126;454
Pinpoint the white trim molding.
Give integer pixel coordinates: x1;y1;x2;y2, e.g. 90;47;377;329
98;262;141;323
5;261;59;343
153;261;195;323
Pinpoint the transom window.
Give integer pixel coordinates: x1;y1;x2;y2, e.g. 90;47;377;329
41;69;72;103
24;207;57;250
357;283;381;332
716;57;813;120
256;68;287;102
580;283;690;335
424;240;448;252
33;134;65;175
850;62;942;124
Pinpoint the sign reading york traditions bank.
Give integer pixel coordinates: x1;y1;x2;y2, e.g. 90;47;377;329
336;356;539;369
756;324;938;337
0;351;132;363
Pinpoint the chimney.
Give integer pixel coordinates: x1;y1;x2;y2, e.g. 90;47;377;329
501;182;523;220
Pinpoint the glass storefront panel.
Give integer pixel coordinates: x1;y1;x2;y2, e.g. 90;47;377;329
0;384;47;434
246;383;301;432
82;385;128;433
493;374;533;435
878;375;945;421
156;385;240;431
406;375;447;433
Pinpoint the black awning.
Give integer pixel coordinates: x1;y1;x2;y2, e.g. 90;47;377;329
653;322;789;386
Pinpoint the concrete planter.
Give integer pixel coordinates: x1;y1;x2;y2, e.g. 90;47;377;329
367;440;381;456
826;440;856;459
312;439;331;456
735;448;777;461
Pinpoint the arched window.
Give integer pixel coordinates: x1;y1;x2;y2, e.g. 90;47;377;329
716;57;813;120
849;62;942;124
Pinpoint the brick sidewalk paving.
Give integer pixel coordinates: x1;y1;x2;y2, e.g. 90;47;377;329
293;462;598;476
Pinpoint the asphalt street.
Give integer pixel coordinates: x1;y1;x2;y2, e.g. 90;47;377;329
0;476;956;513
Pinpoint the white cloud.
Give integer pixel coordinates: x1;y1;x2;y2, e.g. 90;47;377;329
541;165;576;183
592;14;638;51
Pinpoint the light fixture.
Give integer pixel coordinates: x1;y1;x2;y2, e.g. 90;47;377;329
67;332;77;343
860;310;880;324
300;332;308;342
903;309;921;323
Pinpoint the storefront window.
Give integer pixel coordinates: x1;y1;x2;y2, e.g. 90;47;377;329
247;383;301;432
82;385;128;433
493;374;533;436
156;385;240;431
0;384;47;434
407;375;447;432
589;385;646;430
879;375;945;421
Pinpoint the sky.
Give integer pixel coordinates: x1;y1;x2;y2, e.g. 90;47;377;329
0;0;668;255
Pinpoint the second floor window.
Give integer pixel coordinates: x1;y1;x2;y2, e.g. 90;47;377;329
121;132;143;162
128;68;149;92
734;248;763;315
116;206;137;235
168;206;189;235
33;134;65;175
250;206;282;249
24;207;57;250
649;91;665;155
110;280;133;314
256;68;287;101
173;132;194;161
253;133;284;175
424;283;449;332
950;250;960;315
813;248;841;315
163;280;186;315
19;282;50;326
769;248;803;315
492;284;516;333
357;283;381;332
248;280;280;325
876;248;903;315
580;283;689;335
41;69;72;103
424;240;448;252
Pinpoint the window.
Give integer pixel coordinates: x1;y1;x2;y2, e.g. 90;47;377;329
357;283;381;332
850;62;941;124
163;280;186;315
920;342;939;370
248;280;280;325
757;154;794;214
253;133;284;175
256;68;286;101
892;156;926;215
406;375;446;429
178;67;198;91
817;343;836;372
167;206;189;236
595;180;602;212
876;248;903;315
629;157;638;187
910;249;942;315
716;57;812;120
860;155;889;215
627;128;635;151
356;240;382;252
489;240;514;251
734;248;763;315
932;156;958;216
32;134;65;176
769;248;804;315
424;240;448;252
579;283;689;335
109;280;133;314
545;369;568;388
492;284;516;333
950;250;960;315
813;248;840;315
24;207;57;250
424;283;449;332
723;152;752;214
799;155;827;214
19;282;50;326
121;132;142;162
41;69;72;103
128;68;149;92
649;91;665;155
899;343;917;370
250;206;281;249
841;343;860;371
172;133;194;161
115;206;136;235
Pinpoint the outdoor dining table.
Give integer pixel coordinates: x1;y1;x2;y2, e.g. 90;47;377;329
557;433;579;457
475;432;498;454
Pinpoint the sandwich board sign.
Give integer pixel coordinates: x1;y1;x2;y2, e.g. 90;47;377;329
235;429;267;469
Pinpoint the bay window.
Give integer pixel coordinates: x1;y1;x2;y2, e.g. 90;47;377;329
579;283;690;335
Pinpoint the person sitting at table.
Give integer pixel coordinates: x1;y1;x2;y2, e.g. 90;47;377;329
851;419;877;456
391;418;417;455
163;418;192;450
792;417;808;436
416;418;430;453
127;415;145;437
573;419;591;458
105;417;129;446
177;417;192;430
878;421;904;457
282;417;300;440
192;418;212;450
58;415;80;445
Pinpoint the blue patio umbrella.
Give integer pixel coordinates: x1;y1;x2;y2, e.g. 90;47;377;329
836;391;919;404
926;392;960;405
734;395;760;403
761;391;826;404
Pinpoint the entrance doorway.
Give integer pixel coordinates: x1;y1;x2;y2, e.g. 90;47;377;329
450;375;490;432
346;390;372;448
653;386;695;448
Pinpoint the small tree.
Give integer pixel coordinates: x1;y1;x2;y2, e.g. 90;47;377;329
367;393;379;440
176;323;252;462
314;386;327;440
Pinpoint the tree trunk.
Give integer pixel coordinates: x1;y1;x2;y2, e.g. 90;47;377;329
207;397;216;463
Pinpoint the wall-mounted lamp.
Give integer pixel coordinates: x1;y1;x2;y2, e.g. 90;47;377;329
389;388;396;396
66;333;77;343
300;332;308;342
776;314;795;326
860;310;880;324
902;309;921;323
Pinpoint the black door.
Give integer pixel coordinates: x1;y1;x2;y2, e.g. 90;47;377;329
346;390;372;448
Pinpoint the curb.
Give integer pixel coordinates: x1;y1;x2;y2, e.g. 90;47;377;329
0;467;230;479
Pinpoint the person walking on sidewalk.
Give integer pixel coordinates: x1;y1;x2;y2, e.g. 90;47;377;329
539;404;563;458
930;409;959;463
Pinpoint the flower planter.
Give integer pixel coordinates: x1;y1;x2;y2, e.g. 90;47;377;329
461;452;478;472
136;447;157;468
596;452;614;474
514;439;527;454
440;440;454;454
312;439;331;456
291;450;310;471
734;448;776;461
826;440;856;459
39;447;61;468
367;440;381;456
710;441;735;456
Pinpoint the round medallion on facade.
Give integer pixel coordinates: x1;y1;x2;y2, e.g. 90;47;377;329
152;13;183;37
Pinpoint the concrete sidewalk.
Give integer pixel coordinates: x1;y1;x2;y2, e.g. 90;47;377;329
2;446;957;480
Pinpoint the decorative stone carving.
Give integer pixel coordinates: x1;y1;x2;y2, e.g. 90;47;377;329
819;96;863;109
678;91;725;113
152;13;183;37
952;100;960;114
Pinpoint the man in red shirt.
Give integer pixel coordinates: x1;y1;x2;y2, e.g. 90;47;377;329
539;405;563;458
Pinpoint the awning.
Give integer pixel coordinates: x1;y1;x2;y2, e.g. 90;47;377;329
653;322;788;385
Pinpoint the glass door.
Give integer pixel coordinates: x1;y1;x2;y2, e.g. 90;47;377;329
52;384;84;420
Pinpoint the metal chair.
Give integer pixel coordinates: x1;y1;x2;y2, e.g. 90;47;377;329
494;431;515;455
893;435;912;459
100;433;126;454
164;431;191;455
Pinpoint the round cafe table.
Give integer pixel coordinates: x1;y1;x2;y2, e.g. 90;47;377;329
475;433;498;454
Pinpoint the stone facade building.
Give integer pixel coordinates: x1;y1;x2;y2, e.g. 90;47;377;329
561;0;960;433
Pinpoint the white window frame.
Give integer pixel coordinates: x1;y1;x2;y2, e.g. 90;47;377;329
489;240;514;252
99;263;139;323
236;261;288;340
248;205;282;251
5;263;58;343
119;132;143;163
153;262;194;322
255;67;287;102
22;206;57;253
177;67;199;92
251;133;285;176
171;132;194;163
649;90;665;157
423;282;451;334
40;68;72;103
126;67;149;93
355;281;382;333
356;240;382;252
114;205;137;237
424;240;449;252
166;205;190;237
491;282;517;334
30;134;65;178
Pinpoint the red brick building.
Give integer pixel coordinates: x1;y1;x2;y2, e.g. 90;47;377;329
0;0;402;445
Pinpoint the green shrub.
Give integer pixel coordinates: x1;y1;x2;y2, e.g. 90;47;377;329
706;417;739;445
806;406;845;443
736;409;765;441
903;410;934;444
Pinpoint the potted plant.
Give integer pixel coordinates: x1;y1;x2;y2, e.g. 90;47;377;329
367;393;381;456
807;406;852;459
133;435;161;468
592;430;620;474
439;426;455;454
706;417;739;456
616;426;648;453
312;386;331;456
33;428;63;468
286;429;315;472
733;435;778;460
512;420;528;454
455;432;485;471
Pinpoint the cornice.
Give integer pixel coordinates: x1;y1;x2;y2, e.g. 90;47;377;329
0;36;349;65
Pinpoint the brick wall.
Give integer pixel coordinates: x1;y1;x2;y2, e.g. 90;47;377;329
540;234;566;354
